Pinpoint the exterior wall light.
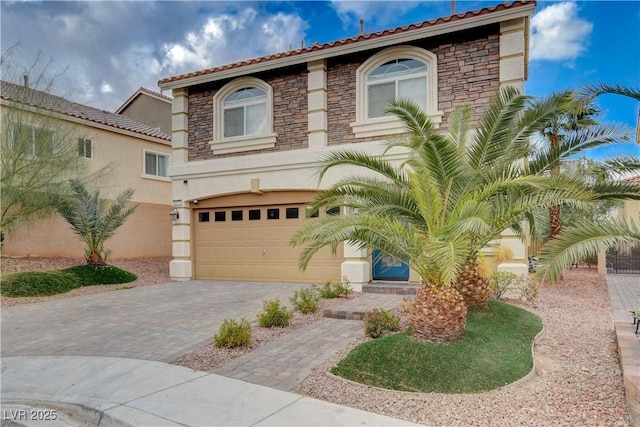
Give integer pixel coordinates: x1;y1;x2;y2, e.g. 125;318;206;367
170;208;180;222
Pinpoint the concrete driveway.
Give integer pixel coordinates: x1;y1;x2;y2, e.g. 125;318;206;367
1;280;308;362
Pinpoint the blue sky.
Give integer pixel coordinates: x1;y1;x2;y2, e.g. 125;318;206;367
2;1;638;158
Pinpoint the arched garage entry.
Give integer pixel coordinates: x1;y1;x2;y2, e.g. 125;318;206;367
192;191;344;283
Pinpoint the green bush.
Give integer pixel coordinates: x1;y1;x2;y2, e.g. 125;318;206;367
214;318;252;348
489;271;517;300
290;287;320;313
258;299;293;328
364;308;400;338
317;280;352;299
1;271;81;297
62;265;137;285
1;264;137;298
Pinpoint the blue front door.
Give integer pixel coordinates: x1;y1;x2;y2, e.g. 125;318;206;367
372;249;409;281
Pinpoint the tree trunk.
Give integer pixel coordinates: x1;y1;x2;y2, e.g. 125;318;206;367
549;204;562;240
86;251;107;266
454;258;490;309
410;285;467;343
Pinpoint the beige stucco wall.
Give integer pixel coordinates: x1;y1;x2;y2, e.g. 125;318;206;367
2;104;172;258
119;95;171;135
3;202;171;258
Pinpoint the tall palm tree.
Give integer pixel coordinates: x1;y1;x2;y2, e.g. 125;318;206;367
55;179;137;266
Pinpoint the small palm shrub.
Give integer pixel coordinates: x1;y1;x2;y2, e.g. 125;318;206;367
364;308;400;338
214;319;252;348
258;299;293;328
317;280;352;299
489;271;518;300
290;287;320;313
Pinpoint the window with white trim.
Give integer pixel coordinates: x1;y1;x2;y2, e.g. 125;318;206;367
223;87;267;138
11;123;54;157
350;46;443;139
367;59;427;118
144;150;169;178
212;77;277;155
77;138;92;159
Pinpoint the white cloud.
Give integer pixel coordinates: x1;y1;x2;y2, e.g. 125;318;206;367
530;2;593;61
162;9;307;73
101;82;113;94
330;0;421;28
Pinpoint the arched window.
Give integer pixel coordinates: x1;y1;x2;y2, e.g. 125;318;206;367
367;58;427;118
213;77;276;155
351;46;443;139
223;87;267;137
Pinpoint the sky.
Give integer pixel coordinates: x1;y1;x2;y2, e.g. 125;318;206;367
1;0;638;158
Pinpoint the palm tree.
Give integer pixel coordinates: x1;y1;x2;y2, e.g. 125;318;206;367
292;85;640;342
292;87;601;341
530;89;630;242
55;179;137;266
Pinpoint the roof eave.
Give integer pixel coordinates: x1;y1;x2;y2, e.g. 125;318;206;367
1;98;171;144
159;3;535;91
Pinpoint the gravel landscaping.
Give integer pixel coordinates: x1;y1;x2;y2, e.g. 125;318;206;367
1;257;630;426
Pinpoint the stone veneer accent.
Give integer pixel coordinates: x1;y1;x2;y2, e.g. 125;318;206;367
327;25;500;145
186;25;500;159
188;66;308;161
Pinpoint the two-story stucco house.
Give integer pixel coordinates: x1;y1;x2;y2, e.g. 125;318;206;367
1;80;173;259
158;0;535;288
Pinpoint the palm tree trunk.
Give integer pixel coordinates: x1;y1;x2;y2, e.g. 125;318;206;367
454;258;490;309
410;285;467;342
86;251;107;266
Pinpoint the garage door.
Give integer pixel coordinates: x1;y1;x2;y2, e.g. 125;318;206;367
194;198;343;283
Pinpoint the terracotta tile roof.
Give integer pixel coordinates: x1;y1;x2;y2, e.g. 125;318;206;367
1;80;171;142
159;0;535;87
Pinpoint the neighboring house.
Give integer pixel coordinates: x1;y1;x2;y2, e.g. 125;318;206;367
158;0;535;287
1;80;173;258
116;87;172;135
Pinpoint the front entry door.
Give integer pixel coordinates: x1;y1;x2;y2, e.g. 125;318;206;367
372;249;409;281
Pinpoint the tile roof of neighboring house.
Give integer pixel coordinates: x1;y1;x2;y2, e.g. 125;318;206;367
115;86;172;115
158;0;535;87
1;80;171;142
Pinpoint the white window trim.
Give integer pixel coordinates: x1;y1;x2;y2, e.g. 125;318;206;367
78;137;93;159
212;77;277;155
350;46;443;139
142;148;171;181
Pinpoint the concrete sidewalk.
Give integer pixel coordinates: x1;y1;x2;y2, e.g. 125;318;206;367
0;356;417;426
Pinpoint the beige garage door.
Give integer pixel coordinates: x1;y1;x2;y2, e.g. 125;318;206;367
194;196;343;283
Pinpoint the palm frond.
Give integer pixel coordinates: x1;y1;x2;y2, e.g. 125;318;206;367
537;219;640;282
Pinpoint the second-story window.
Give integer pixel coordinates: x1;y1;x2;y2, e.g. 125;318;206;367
223;87;267;138
367;58;427;118
144;150;169;178
77;138;92;159
12;123;54;157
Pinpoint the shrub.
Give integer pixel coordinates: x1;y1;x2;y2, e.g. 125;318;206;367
520;278;540;308
317;280;352;299
62;265;136;285
489;271;518;300
364;308;400;338
258;299;293;328
290;287;320;313
1;271;81;297
214;318;252;348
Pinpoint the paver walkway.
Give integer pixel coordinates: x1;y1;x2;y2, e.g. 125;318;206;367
215;292;405;391
605;274;640;426
1;280;310;362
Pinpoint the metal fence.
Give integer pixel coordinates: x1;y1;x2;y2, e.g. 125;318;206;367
606;241;640;274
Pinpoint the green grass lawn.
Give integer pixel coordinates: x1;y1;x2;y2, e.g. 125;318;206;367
1;265;137;297
332;300;542;394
